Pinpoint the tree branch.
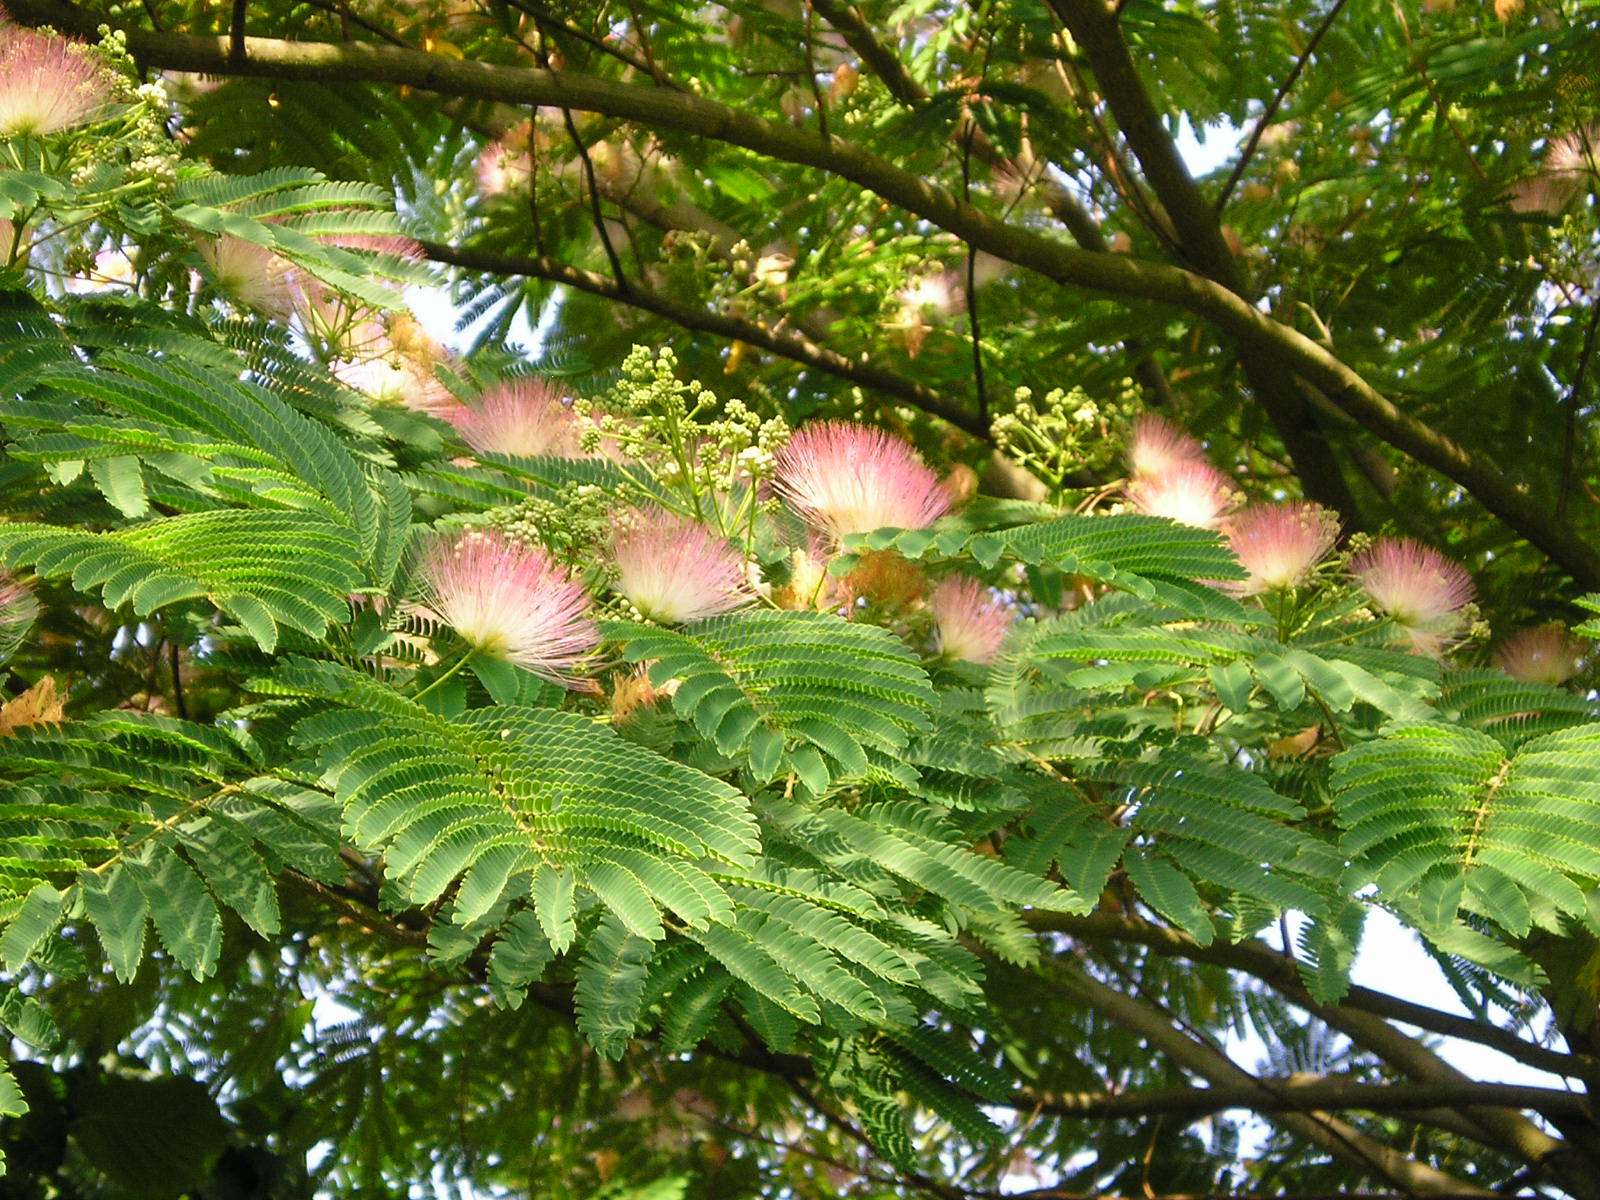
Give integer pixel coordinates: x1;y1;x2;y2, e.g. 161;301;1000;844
1050;959;1497;1197
1032;1076;1592;1121
810;0;1174;408
418;238;990;437
1047;0;1362;525
12;0;1598;585
1031;910;1600;1085
1216;0;1351;212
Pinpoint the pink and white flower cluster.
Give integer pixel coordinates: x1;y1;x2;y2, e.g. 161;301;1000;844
1222;501;1340;595
930;575;1013;665
413;529;598;686
0;21;114;138
1350;537;1475;655
774;421;951;541
1493;623;1583;685
610;506;751;625
1123;414;1239;530
1126;414;1344;596
446;378;583;458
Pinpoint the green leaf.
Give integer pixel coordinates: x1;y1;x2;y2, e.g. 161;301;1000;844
487;909;556;1006
1209;661;1254;712
573;914;655;1059
1124;852;1213;945
531;863;577;953
0;882;63;972
126;847;222;979
76;868;150;983
179;815;281;936
69;1074;231;1195
0;1062;26;1120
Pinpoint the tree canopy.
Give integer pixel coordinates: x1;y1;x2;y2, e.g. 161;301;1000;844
2;0;1600;1196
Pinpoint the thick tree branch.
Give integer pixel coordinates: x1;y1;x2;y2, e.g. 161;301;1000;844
1034;1077;1592;1121
810;0;1174;408
1048;0;1362;524
1048;0;1236;282
12;0;1598;583
419;239;989;437
1051;960;1496;1197
1033;910;1600;1085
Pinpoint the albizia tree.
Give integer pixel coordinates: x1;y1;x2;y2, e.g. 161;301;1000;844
2;1;1600;1197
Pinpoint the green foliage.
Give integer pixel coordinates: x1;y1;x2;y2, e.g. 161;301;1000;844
2;1;1599;1195
610;609;936;793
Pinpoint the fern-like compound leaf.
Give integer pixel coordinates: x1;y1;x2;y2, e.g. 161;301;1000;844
612;609;935;793
1332;722;1600;953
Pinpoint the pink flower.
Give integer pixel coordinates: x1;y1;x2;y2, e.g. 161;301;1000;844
1508;126;1596;215
1126;461;1239;529
317;231;424;261
448;378;581;458
1223;501;1339;594
930;575;1012;665
197;236;298;319
0;568;38;654
774;421;951;540
414;530;598;685
475;133;533;197
0;23;114;137
611;507;750;624
1351;537;1474;654
1493;624;1583;685
1126;414;1207;479
330;334;459;419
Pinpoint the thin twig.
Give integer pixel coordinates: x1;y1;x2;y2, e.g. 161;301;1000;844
1557;298;1600;520
525;17;630;293
167;640;186;720
1217;0;1350;211
961;97;987;427
1393;5;1486;181
802;0;830;146
229;0;247;63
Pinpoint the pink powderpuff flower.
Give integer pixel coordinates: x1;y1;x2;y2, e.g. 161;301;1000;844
328;318;459;420
475;133;534;197
1493;623;1583;685
0;567;38;637
1126;460;1239;529
774;421;951;540
930;575;1012;665
1351;537;1475;654
414;529;598;686
197;236;298;320
449;378;582;458
0;23;114;137
1126;413;1208;479
612;507;751;624
1223;501;1340;594
316;231;425;262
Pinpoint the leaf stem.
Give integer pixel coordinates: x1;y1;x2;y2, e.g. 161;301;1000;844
414;648;476;701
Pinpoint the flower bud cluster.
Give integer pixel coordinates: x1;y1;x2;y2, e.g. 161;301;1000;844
993;384;1126;489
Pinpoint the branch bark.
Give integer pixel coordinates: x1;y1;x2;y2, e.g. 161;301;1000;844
1031;910;1600;1085
1041;910;1600;1194
1047;0;1361;525
1051;960;1497;1197
12;0;1598;584
1033;1076;1592;1121
810;0;1175;408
